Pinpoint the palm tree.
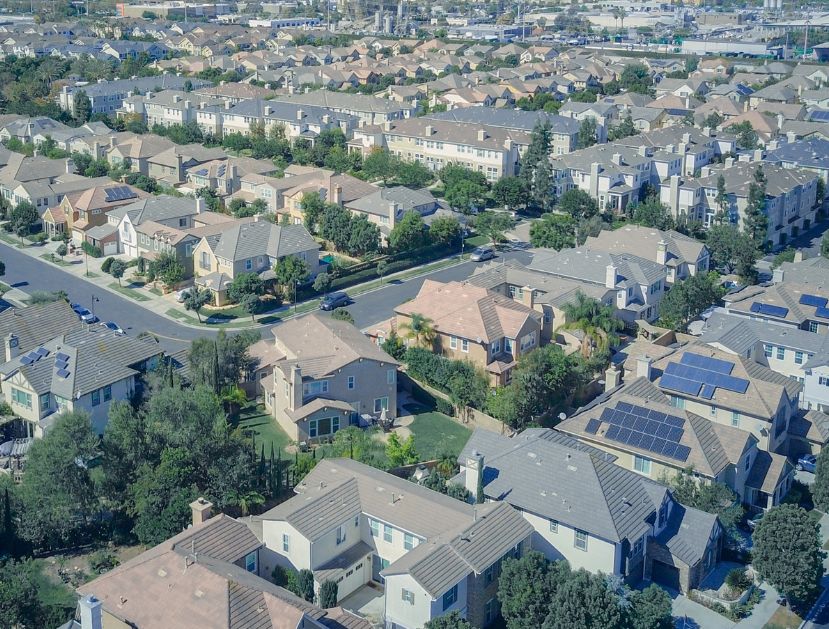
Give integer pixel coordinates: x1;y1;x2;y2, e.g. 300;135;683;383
618;7;628;31
557;291;623;359
234;490;265;516
399;313;436;349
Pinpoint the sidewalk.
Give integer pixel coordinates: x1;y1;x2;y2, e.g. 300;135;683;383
8;235;470;330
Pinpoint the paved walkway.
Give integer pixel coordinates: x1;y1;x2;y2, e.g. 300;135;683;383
672;593;735;629
734;582;781;629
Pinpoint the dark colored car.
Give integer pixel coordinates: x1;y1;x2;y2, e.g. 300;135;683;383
320;291;350;311
797;454;817;473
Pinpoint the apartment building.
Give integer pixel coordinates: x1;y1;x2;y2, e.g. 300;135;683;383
615;127;737;177
58;75;210;117
454;426;723;593
426;108;581;156
527;248;668;325
220;98;359;141
357;118;530;182
271;91;416;125
390;280;543;386
118;90;226;129
258;458;533;629
254;314;399;442
558;101;618;143
660;160;819;244
558;375;793;512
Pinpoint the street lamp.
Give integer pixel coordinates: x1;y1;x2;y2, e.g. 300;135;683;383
294;280;299;314
91;294;99;318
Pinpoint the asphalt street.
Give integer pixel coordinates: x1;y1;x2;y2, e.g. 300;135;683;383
0;240;530;352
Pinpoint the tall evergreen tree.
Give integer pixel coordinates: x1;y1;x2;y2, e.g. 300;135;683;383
743;167;768;250
520;121;554;211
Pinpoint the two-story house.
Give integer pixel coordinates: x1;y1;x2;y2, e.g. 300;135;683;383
107;195;205;258
257;458;533;629
389;280;543;386
253;313;399;442
453;426;723;594
193;219;319;305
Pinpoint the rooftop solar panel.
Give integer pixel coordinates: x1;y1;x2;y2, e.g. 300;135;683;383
606;425;621;440
674;444;691;462
628;432;643;447
647;410;667;422
35;347;49;357
660;373;702;396
809;110;829;122
800;294;828;308
56;368;70;378
616;402;634;413
655;423;671;439
661;442;678;458
681;352;735;375
633;416;648;432
618;427;632;443
700;384;715;400
667;426;683;442
55;352;70;362
600;408;615;423
20;355;33;365
816;306;829;320
639;435;654;450
750;302;789;318
585;418;601;435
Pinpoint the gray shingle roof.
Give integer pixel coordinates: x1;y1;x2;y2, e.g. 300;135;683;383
528;247;666;288
0;301;81;355
426;108;580;135
211;221;318;262
654;503;718;566
171;514;261;564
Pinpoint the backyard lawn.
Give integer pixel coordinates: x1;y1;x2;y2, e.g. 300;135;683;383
405;405;472;461
235;404;292;455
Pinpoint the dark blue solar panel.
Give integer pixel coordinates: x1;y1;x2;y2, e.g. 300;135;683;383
648;410;667;422
681;352;735;375
750;302;789;318
662;442;678;458
652;437;667;453
816;307;829;319
633;416;648;432
628;432;643;447
20;355;33;365
700;384;715;399
810;110;829;122
35;347;49;357
56;368;70;378
600;408;615;423
674;444;691;462
639;435;654;450
661;373;702;396
617;402;634;413
618;427;632;442
642;419;657;434
667;426;683;442
585;418;601;434
606;425;621;440
55;352;70;362
655;423;671;439
664;414;684;428
800;294;828;308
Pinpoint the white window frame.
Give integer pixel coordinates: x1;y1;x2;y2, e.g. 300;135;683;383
574;529;588;551
633;455;652;476
282;534;290;552
383;524;393;543
245;551;257;573
402;589;415;605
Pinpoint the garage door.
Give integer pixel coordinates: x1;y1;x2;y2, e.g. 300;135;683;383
651;560;681;591
103;242;118;256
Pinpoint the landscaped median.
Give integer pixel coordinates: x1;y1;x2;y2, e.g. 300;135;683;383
108;282;151;302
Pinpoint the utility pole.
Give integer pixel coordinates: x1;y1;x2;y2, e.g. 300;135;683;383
803;19;810;60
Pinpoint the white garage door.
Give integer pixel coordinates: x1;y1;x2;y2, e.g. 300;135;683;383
103;242;118;256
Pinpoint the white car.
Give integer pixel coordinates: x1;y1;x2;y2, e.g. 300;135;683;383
175;288;192;303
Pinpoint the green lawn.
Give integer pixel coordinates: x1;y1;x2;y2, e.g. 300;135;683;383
464;235;489;248
235;404;293;454
40;253;72;266
108;282;151;302
406;409;472;461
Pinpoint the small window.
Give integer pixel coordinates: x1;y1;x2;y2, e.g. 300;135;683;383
91;390;100;406
461;338;469;353
374;397;389;413
549;520;558;533
354;515;359;527
442;584;458;611
336;525;346;545
245;259;253;270
795;351;804;365
383;524;393;543
450;336;458;350
347;375;355;390
764;344;773;358
369;519;379;537
245;551;257;573
777;346;785;360
402;589;415;605
633;455;651;476
709;405;716;417
103;385;112;402
574;529;588;551
387;369;396;385
404;533;415;550
731;411;740;427
282;534;290;552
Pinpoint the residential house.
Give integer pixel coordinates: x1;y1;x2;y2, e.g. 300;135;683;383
766;136;829;184
558;101;618;143
454;426;723;593
0;326;162;436
193;220;319;305
526;248;668;325
583;226;710;285
257;458;533;629
69;501;366;629
615;127;737;177
106;132;176;176
271;91;415;126
558;375;793;512
147;144;228;185
344;186;441;242
253;314;399;442
389;280;542;386
107;195;205;258
0;116;72;143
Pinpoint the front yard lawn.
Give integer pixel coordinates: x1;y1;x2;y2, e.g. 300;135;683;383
406;408;471;461
766;604;805;628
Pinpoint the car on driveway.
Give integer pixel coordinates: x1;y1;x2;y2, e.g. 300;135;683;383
797;454;817;473
101;321;125;335
320;291;350;311
175;288;192;303
746;511;765;531
470;246;495;262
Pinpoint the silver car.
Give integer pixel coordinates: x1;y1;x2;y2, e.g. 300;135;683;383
470;246;495;262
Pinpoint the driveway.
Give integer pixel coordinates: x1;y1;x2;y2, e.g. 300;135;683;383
672;592;734;629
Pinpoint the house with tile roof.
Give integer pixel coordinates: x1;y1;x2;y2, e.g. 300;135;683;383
387;280;543;386
106;195;206;258
453;425;722;593
251;313;399;442
256;458;532;629
0;325;162;436
193;219;319;305
66;500;368;629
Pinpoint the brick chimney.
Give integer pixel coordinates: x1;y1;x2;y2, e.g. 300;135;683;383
189;497;213;526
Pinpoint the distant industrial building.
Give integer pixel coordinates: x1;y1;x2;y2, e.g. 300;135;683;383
115;1;232;18
681;39;785;58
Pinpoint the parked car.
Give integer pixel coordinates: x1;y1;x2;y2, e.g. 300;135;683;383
796;454;817;473
746;511;765;531
470;246;495;262
320;291;350;311
101;321;125;335
77;308;98;324
175;288;192;303
70;303;84;314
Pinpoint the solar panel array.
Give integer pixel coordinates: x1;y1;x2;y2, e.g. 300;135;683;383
104;186;138;203
19;348;48;365
54;352;70;379
217;165;226;177
809;110;829;122
195;168;209;176
817;307;829;320
800;294;828;308
750;302;789;318
596;401;691;462
660;352;749;399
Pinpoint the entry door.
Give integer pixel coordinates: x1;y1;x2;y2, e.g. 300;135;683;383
371;554;389;584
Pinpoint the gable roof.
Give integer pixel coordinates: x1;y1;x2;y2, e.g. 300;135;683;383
0;301;82;354
207;221;318;262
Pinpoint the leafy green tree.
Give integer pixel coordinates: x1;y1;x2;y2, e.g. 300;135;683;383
227;272;264;304
313;272;332;295
530;213;577;250
729;120;758;150
56;243;68;260
499;551;571;629
669;470;743;541
274;255;309;298
704;112;723;130
397;161;434;188
493;176;531;209
9;201;38;237
319;202;354;251
184;287;212;323
445;179;487;213
109;258;126;286
559;292;623;360
295;569;315;602
608;113;636;141
632;196;675;230
386;433;418;467
447;367;488;416
474;211;513;245
558;189;598;220
150;251;185;288
543;569;626;629
73;90;91;123
399;313;436;348
0;559;75;628
381;329;406;360
520;121;555;211
578;118;598;148
319;580;339;608
362;149;399;184
347;214;381;256
629;583;673;629
619;63;652;94
240;293;261;321
17;412;99;551
424;611;472;629
187;330;258;395
744;166;768;250
428;216;461;245
389;210;427;252
659;272;724;331
811;448;829;512
330;308;354;324
753;504;824;604
300;191;325;234
714;174;729;223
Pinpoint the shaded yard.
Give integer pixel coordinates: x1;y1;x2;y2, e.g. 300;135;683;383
404;405;472;461
234;404;292;455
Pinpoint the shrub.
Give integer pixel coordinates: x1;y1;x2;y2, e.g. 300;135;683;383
101;257;115;273
81;241;103;258
725;567;752;594
319;580;338;608
272;565;294;587
30;232;48;243
435;397;454;416
88;549;119;574
50;234;65;242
